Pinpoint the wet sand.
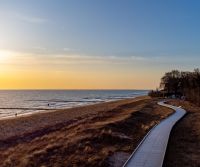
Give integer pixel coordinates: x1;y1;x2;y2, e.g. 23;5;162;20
0;96;173;167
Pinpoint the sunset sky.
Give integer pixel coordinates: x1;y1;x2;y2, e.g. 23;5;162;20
0;0;200;89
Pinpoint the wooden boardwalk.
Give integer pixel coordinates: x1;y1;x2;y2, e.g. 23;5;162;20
123;101;186;167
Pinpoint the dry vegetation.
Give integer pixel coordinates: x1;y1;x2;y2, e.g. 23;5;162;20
163;99;200;167
0;96;173;167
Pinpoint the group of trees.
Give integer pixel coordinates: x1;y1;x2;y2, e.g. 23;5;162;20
149;69;200;106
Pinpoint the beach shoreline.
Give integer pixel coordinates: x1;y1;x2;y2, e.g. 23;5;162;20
0;90;148;119
0;96;174;167
0;96;148;139
0;96;147;120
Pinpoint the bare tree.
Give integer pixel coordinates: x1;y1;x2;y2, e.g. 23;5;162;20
151;68;200;106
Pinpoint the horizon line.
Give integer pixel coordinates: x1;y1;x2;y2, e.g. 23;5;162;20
0;88;150;91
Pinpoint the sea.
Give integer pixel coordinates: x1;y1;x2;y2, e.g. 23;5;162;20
0;90;148;119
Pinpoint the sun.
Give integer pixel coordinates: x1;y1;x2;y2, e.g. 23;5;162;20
0;50;11;62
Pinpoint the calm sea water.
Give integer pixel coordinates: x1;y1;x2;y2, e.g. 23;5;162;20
0;90;148;118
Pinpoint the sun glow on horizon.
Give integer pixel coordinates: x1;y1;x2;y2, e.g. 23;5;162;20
0;50;11;62
0;49;159;90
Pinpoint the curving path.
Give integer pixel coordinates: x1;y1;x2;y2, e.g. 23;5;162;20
123;101;186;167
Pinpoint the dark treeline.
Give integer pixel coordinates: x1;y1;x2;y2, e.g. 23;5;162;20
149;69;200;106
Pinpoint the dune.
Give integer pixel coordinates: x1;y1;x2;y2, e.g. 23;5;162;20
0;96;173;167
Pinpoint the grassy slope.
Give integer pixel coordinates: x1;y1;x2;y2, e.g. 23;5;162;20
164;100;200;167
0;97;173;167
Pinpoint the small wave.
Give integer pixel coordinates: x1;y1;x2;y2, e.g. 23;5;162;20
27;99;105;103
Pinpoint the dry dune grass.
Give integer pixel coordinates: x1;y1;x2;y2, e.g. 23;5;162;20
163;100;200;167
0;96;173;167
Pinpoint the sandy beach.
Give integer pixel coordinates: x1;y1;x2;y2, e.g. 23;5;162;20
0;96;174;167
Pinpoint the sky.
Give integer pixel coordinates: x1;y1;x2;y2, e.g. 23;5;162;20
0;0;200;89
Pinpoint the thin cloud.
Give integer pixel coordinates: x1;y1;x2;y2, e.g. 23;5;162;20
32;46;47;51
2;49;189;68
63;48;71;51
130;56;147;61
14;13;47;24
